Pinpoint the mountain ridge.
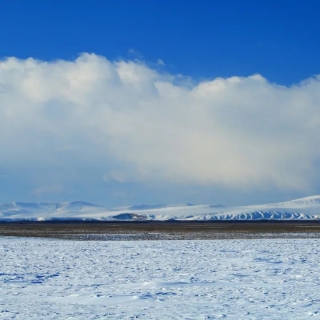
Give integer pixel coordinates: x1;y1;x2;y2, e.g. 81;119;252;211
1;196;320;222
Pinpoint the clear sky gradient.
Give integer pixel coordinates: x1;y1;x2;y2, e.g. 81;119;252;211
0;0;319;206
1;0;320;84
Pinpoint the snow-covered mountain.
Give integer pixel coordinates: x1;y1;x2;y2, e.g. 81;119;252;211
1;196;320;221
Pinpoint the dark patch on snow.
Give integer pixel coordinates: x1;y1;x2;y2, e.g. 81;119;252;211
112;213;148;221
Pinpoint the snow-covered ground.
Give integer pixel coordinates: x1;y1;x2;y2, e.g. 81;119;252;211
2;195;320;221
1;237;320;319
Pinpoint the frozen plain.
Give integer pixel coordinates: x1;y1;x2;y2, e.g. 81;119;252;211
1;237;320;319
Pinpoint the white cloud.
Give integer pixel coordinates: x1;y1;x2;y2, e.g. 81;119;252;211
1;53;320;194
157;59;165;66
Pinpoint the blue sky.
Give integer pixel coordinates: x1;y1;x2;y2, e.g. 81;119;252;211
0;0;320;206
1;0;319;84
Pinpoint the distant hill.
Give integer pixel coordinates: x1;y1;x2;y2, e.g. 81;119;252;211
1;196;320;221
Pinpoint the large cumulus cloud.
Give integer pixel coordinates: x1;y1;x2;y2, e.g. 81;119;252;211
1;53;320;195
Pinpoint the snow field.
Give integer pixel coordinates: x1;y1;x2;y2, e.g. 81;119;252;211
1;238;320;319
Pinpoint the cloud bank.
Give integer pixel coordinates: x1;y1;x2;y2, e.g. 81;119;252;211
1;53;320;196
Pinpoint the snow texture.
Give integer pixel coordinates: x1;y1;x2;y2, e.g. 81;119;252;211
1;237;320;319
2;195;320;221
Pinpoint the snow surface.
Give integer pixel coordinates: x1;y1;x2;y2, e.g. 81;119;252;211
2;195;320;221
1;237;320;319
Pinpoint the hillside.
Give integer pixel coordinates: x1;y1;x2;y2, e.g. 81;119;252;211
1;196;320;221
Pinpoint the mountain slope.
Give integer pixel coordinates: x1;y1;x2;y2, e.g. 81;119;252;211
1;196;320;221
